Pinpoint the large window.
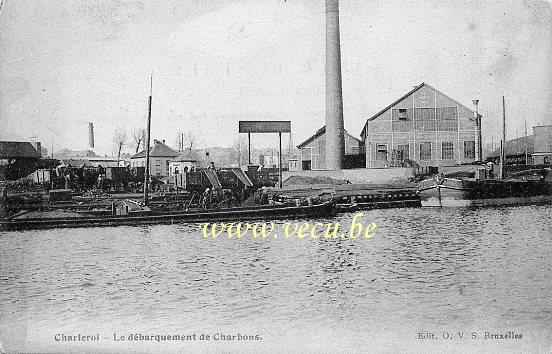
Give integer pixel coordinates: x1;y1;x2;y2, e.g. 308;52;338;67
442;142;454;159
464;141;475;159
438;107;458;120
397;144;409;160
391;144;410;167
318;140;325;155
376;144;387;161
415;108;436;120
420;142;432;160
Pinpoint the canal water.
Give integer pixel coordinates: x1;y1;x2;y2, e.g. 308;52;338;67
1;205;551;353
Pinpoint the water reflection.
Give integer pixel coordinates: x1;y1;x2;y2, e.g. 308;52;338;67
0;205;551;351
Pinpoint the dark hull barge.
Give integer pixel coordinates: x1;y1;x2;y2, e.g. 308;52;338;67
418;176;552;207
333;191;421;212
269;187;421;212
0;200;336;231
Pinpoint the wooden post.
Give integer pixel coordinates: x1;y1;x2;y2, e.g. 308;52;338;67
279;132;283;188
143;73;153;205
248;133;251;165
500;140;504;179
524;119;529;165
500;96;506;179
0;188;7;218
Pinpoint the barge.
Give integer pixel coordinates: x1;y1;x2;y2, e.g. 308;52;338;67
418;168;552;207
0;200;336;231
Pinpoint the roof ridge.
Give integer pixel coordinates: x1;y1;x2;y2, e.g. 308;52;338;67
361;82;479;137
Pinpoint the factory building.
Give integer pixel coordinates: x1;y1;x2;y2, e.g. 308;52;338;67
487;135;534;165
296;126;362;170
531;125;552;165
361;83;481;169
130;140;179;177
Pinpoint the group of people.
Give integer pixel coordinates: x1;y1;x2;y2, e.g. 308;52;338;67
50;165;146;193
198;187;249;210
51;165;98;192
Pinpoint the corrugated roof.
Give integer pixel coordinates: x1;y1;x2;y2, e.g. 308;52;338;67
488;135;534;157
131;140;179;159
0;141;40;159
297;126;361;149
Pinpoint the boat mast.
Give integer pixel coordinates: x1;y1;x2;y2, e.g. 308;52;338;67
524;118;528;165
500;96;506;179
143;73;153;205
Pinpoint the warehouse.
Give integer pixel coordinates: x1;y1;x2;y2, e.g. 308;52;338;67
531;125;552;165
360;83;481;169
296;126;362;170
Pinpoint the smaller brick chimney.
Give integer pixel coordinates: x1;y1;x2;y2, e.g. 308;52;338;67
35;141;42;157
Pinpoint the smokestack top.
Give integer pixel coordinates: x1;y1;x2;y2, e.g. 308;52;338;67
88;122;95;148
326;0;339;13
472;99;479;106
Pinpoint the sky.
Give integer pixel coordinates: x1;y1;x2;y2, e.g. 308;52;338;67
1;0;551;156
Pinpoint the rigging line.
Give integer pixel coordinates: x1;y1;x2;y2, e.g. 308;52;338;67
521;0;552;34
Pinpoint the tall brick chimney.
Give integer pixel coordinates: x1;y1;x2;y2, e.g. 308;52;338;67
325;0;345;170
88;122;95;148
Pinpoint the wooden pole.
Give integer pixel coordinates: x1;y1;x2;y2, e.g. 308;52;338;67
524;119;528;165
500;96;506;179
143;73;153;205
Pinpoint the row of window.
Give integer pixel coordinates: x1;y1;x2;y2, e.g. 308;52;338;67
391;120;460;132
375;141;475;161
393;107;458;121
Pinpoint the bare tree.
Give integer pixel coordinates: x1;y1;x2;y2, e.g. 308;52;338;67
232;136;248;166
112;129;128;164
133;128;145;153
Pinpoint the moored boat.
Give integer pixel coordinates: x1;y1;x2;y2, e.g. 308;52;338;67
418;168;552;207
0;200;336;231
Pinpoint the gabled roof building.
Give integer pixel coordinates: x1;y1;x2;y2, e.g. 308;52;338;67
0;141;41;160
130;140;179;177
296;126;362;170
361;83;481;168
